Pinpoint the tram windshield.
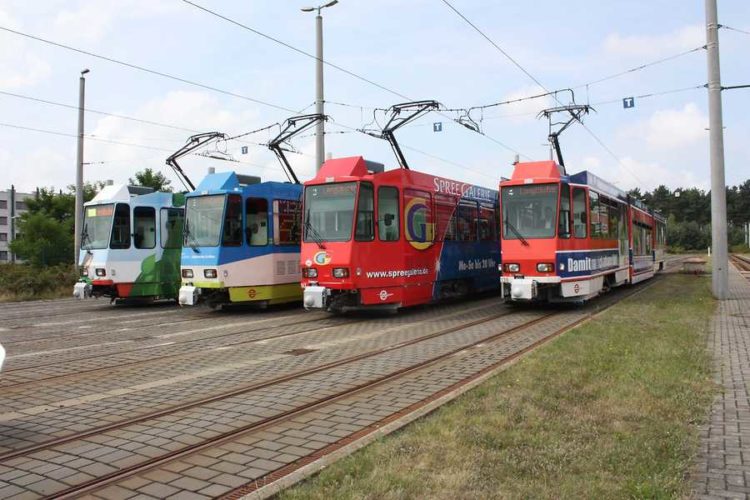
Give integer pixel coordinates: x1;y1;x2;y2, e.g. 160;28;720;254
184;195;225;247
303;182;357;242
82;204;114;250
501;184;559;239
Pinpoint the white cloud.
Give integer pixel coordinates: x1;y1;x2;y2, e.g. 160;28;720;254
619;102;708;150
83;90;310;188
603;24;704;58
51;0;178;44
582;155;707;192
0;7;51;88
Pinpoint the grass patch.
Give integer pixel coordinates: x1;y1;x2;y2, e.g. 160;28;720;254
0;263;77;302
280;275;716;500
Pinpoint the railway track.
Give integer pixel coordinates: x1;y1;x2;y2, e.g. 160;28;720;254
731;253;750;275
0;299;509;460
0;276;666;499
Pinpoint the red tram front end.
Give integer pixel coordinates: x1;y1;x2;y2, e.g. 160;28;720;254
500;160;663;303
301;156;501;312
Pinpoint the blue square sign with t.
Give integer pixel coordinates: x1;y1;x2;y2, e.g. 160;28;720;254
623;97;635;109
433;122;442;132
241;146;248;154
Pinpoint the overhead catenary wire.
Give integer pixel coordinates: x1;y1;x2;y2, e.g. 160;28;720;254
571;46;706;89
720;25;750;37
440;0;645;185
0;16;523;178
0;25;301;114
0;89;199;133
181;0;529;160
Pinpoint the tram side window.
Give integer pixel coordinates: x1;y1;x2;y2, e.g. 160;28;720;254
404;189;434;245
110;203;131;249
478;204;496;241
572;188;587;238
246;198;268;246
457;201;478;241
133;207;156;249
434;194;456;241
589;191;603;238
377;186;399;242
161;208;184;249
223;194;243;246
354;183;374;241
558;184;571;238
274;199;301;245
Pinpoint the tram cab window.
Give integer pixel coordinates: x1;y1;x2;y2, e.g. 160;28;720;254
572;188;587;238
222;194;243;246
161;208;184;249
558;184;571;238
133;207;156;249
355;183;374;241
246;198;268;246
110;203;131;249
378;186;399;242
274;199;301;245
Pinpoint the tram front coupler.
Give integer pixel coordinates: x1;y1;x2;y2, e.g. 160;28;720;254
303;285;330;310
73;280;92;299
178;285;200;306
501;278;538;301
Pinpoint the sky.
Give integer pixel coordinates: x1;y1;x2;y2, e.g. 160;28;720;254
0;0;748;194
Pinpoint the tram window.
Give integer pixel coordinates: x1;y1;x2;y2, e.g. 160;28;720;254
478;204;496;241
246;198;268;246
558;184;571;238
404;189;434;245
377;186;399;242
110;203;131;249
355;183;374;241
274;199;301;245
457;201;477;241
222;194;243;246
572;188;587;238
160;208;184;249
435;194;455;241
589;191;603;239
133;207;156;249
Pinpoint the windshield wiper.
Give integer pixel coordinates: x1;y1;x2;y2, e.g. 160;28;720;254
183;220;200;253
504;218;530;246
81;224;94;253
304;209;326;249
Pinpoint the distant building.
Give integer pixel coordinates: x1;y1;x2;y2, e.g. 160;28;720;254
0;187;34;263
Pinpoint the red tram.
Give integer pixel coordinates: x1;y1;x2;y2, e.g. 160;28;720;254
499;160;666;302
300;156;501;312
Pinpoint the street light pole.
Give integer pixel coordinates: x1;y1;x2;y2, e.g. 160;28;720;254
302;1;338;172
74;69;89;269
705;0;728;299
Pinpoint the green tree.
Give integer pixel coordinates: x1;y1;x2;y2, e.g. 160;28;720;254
129;168;172;192
9;213;73;266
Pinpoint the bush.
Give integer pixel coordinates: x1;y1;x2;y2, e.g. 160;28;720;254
0;263;78;300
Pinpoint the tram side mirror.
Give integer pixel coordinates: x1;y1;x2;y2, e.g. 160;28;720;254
559;209;571;237
384;213;394;226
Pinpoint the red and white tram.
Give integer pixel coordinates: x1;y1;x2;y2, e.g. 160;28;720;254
300;156;501;312
499;160;666;302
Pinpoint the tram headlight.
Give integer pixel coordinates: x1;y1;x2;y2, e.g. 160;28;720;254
204;269;218;279
95;268;106;277
504;263;520;273
536;263;554;273
332;267;349;279
303;268;318;278
182;269;194;279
